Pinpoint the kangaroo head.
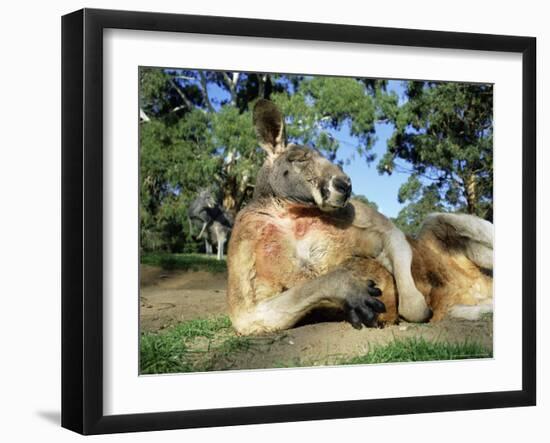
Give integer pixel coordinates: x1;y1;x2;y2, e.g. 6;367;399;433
252;99;352;212
196;187;219;209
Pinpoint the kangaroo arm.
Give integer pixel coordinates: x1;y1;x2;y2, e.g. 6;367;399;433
197;221;210;239
230;266;383;335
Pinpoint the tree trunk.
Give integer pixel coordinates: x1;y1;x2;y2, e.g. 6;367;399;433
198;72;215;113
222;176;252;217
222;177;238;218
223;72;239;106
139;108;150;122
465;173;477;214
258;73;271;99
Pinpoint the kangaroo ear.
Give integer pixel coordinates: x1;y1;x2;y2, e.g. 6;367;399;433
253;99;286;160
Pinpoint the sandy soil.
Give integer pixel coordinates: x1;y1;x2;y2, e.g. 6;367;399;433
140;265;493;370
140;266;228;332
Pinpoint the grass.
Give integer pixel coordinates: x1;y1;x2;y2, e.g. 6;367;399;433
140;315;251;374
141;315;492;374
141;252;227;273
342;337;492;365
271;338;491;369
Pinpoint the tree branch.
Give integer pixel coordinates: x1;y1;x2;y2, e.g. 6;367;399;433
170;105;186;113
391;162;465;188
198;72;215;113
140;108;150;122
169;78;195;111
222;72;239;105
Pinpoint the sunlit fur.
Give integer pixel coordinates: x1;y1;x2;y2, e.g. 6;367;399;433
228;200;493;334
227;100;493;335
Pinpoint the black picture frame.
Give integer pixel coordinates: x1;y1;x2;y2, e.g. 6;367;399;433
61;8;537;435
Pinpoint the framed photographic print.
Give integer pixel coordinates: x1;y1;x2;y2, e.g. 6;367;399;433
61;8;536;435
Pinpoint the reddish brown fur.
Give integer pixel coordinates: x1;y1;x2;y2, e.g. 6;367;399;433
228;200;492;329
354;232;493;324
227;99;492;334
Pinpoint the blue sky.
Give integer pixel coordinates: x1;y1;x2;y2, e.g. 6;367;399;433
328;80;408;216
333;120;406;217
206;76;409;218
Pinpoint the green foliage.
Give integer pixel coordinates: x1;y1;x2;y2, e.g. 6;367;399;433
139;68;492;251
140;107;220;252
379;81;493;232
272;77;382;162
139;69;384;252
393;182;446;236
141;253;227;273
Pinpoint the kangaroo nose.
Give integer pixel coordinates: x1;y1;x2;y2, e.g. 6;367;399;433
332;176;352;198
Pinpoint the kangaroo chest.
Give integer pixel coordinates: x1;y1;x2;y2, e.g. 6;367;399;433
253;209;356;285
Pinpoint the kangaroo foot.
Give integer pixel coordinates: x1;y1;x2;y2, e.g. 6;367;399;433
398;288;432;323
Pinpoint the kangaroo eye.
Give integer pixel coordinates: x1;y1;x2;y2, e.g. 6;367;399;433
283;170;289;177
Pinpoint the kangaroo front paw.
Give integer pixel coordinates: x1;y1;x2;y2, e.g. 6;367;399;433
399;289;432;323
344;280;386;329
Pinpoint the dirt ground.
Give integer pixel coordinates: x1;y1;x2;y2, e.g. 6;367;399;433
140;265;493;370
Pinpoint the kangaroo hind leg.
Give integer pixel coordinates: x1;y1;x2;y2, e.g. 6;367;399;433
381;227;432;323
420;213;493;270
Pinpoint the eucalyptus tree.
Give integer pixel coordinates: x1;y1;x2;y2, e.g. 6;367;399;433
378;81;493;234
139;68;385;251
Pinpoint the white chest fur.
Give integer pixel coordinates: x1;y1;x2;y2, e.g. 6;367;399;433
293;233;329;270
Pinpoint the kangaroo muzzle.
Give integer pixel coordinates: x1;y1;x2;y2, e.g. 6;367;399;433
318;174;352;211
